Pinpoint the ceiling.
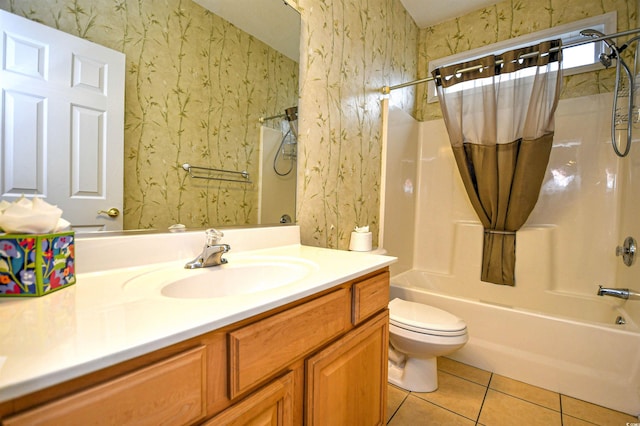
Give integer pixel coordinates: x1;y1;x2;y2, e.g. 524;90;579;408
193;0;301;61
400;0;501;28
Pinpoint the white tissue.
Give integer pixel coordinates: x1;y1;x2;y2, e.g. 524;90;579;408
349;224;373;251
0;197;70;234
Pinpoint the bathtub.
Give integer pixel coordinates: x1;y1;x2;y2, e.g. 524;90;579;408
390;270;640;417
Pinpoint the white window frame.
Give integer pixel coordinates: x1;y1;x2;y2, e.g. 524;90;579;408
427;12;617;103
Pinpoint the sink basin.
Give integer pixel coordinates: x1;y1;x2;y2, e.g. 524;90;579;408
123;256;318;299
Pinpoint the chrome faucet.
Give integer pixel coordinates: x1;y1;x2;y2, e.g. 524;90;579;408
184;228;231;269
597;285;640;300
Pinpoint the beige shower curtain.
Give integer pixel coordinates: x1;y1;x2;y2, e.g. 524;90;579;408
433;40;563;285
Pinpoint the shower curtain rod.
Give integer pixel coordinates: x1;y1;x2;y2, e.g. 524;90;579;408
381;26;640;94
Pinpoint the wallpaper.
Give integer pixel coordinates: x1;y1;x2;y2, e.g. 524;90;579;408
416;0;638;120
0;0;299;230
295;0;418;249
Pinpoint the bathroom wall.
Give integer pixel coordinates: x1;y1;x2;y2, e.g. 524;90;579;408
295;0;418;249
615;129;640;290
0;0;298;230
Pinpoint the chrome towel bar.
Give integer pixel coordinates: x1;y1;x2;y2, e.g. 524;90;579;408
182;163;251;184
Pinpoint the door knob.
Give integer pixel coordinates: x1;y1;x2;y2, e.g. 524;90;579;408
97;207;120;218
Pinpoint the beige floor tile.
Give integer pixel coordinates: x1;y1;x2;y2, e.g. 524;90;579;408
388;394;475;426
478;389;561;426
387;384;409;423
561;395;639;426
438;357;492;386
413;370;486;421
489;374;560;411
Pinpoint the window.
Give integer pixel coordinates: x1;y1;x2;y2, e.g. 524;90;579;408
427;12;617;102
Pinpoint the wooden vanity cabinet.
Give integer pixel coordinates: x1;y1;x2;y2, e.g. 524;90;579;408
0;268;389;426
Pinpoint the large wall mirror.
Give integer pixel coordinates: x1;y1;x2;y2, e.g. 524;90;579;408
0;0;300;232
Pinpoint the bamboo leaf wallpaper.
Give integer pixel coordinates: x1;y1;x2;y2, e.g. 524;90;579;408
295;0;418;249
0;0;298;230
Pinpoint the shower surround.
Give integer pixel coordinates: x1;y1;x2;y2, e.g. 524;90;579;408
382;92;640;416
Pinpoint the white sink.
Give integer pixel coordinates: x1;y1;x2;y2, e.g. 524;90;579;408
123;256;319;299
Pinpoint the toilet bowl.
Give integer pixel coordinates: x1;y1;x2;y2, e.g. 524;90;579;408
388;298;468;392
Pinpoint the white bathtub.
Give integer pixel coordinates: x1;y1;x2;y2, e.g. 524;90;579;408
390;270;640;417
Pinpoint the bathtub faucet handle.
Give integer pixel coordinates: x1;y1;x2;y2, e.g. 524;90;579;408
615;236;636;267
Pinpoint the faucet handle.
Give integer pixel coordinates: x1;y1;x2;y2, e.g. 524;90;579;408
205;228;224;245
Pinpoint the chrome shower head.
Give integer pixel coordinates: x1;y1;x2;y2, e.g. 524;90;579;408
580;29;606;37
581;28;622;68
580;29;615;47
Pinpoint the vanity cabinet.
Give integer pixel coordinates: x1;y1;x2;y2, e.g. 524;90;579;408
0;268;389;426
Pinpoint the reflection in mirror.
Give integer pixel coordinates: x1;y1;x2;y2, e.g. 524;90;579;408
0;0;300;232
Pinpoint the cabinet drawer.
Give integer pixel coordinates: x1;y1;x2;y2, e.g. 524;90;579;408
229;288;350;398
3;346;207;426
352;270;389;325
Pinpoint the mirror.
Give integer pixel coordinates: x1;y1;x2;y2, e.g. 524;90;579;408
0;0;300;232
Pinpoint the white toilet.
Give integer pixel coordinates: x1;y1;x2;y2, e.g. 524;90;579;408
388;298;468;392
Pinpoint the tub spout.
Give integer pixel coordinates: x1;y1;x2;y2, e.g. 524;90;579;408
597;285;640;300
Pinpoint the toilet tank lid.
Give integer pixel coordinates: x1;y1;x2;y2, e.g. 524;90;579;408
388;298;466;332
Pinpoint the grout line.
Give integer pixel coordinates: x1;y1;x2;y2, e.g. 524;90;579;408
475;372;493;425
411;393;482;424
488;387;562;413
386;387;410;425
559;393;564;425
438;368;491;388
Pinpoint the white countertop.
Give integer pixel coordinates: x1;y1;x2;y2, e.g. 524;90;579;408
0;226;395;403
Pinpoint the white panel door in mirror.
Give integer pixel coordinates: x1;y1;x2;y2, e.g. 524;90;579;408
0;9;125;231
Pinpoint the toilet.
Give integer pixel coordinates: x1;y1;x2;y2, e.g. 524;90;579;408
388;298;468;392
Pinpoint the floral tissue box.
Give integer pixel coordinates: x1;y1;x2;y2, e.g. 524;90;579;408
0;231;75;296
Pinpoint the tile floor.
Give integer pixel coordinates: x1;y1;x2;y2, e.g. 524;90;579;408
386;357;639;426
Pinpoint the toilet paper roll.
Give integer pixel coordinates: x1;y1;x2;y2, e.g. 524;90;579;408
349;231;372;251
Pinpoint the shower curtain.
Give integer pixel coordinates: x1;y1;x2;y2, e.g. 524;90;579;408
433;40;563;285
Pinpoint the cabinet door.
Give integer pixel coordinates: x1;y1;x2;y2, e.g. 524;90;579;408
203;371;294;426
306;311;389;426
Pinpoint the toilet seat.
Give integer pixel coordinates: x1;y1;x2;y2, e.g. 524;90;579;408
389;298;467;337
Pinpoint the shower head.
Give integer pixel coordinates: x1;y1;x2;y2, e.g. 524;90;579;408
580;29;616;47
580;28;625;68
283;106;298;140
285;106;298;122
580;29;607;37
